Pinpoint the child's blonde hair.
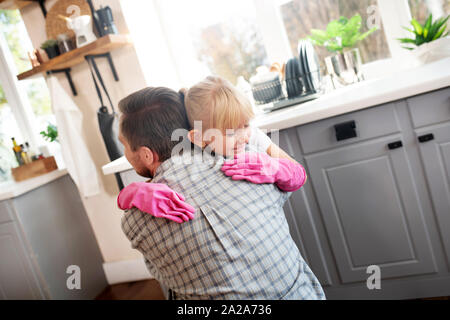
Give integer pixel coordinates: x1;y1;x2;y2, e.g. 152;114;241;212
183;76;254;133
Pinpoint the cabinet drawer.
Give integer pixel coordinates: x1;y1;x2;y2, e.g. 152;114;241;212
296;102;401;154
407;87;450;128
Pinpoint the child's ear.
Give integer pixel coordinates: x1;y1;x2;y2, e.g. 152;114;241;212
188;129;206;148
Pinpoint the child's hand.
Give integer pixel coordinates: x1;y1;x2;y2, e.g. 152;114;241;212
221;152;307;192
117;182;196;223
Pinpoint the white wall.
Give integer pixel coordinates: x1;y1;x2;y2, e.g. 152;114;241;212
19;0;147;265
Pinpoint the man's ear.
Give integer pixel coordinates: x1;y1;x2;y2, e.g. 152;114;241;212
187;129;205;148
137;146;158;167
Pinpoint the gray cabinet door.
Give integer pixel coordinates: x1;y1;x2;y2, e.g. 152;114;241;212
305;135;437;284
0;221;45;299
13;175;107;300
415;122;450;267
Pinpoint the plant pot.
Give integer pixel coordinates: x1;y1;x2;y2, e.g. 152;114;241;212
325;48;364;88
411;36;450;65
44;45;60;59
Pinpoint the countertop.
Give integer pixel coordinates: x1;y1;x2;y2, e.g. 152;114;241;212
102;58;450;175
252;57;450;130
0;169;68;201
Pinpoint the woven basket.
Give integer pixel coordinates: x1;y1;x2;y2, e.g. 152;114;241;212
45;0;92;40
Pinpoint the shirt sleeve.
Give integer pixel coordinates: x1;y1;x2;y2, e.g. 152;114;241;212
249;126;273;153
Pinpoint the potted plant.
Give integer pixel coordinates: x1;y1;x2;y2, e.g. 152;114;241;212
398;14;449;65
308;14;377;86
40;123;58;143
40;39;60;59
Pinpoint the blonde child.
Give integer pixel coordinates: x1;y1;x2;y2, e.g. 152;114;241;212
183;75;307;191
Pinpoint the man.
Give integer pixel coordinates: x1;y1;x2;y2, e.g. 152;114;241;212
118;86;325;300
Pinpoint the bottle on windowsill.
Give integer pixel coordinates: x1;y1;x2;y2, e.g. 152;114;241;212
11;137;24;166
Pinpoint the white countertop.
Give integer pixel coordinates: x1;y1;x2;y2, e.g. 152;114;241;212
0;169;68;201
102;156;133;175
102;58;450;176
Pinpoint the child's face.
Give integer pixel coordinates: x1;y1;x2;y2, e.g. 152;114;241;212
204;123;251;157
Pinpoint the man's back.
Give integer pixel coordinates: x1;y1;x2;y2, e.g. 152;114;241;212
121;146;325;299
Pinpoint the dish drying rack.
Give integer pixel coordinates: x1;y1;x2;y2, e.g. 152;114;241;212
251;69;323;113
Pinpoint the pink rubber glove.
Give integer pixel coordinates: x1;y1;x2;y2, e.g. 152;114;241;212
221;152;307;192
117;182;196;224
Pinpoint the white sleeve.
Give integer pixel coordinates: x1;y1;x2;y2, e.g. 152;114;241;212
249;126;273;153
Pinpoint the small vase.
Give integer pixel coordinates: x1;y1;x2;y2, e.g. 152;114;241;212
411;36;450;65
44;45;60;59
325;48;364;88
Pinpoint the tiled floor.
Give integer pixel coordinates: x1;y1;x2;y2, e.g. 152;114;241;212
95;279;450;300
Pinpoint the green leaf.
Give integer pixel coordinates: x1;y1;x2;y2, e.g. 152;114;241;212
411;19;423;35
402;26;415;34
423;14;432;38
433;24;447;40
326;20;343;37
344;14;362;32
397;38;416;44
338;16;348;25
415;35;426;46
431;15;449;38
402;46;415;50
309;29;328;44
358;27;378;41
428;17;442;38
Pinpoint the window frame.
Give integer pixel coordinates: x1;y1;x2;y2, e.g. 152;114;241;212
254;0;414;62
0;30;39;149
125;0;440;87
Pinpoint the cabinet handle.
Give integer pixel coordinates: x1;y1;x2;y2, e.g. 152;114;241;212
388;141;403;150
418;133;434;143
334;120;357;141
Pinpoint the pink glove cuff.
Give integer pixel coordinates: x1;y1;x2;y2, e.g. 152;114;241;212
275;159;307;192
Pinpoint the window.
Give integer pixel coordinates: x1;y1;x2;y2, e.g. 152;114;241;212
409;0;450;23
279;0;391;67
0;83;23;182
0;9;62;181
0;9;54;147
124;0;442;92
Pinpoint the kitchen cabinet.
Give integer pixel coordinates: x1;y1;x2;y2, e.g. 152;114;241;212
407;88;450;269
279;86;450;299
0;174;107;299
0;215;46;299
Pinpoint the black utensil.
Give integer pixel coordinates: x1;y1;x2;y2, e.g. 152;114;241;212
299;40;312;92
303;40;321;92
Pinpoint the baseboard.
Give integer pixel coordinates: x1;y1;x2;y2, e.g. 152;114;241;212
103;259;154;285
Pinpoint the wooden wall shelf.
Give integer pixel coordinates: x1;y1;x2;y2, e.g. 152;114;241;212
0;0;32;10
17;34;132;80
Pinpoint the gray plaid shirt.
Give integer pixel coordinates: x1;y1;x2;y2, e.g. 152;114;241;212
121;145;325;300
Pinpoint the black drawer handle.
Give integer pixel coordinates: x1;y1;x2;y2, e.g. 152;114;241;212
388;141;403;150
334;120;357;141
418;133;434;143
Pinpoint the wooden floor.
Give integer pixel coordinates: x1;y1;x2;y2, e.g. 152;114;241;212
95;279;450;300
96;279;166;300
